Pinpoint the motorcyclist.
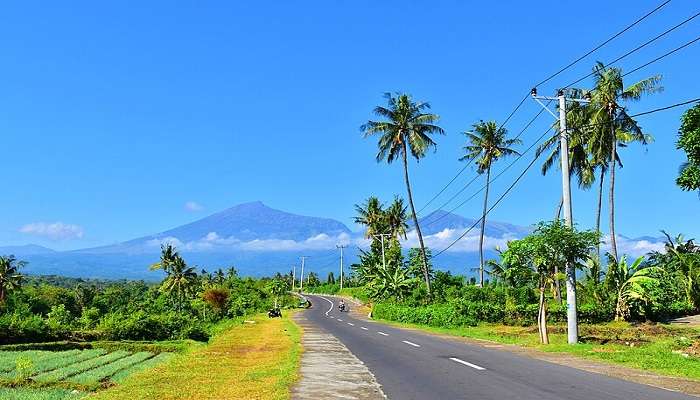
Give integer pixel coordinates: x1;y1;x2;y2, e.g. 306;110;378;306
338;299;346;312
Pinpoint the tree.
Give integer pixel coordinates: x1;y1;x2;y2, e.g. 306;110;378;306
307;272;320;287
385;196;409;241
150;244;179;273
202;287;230;316
354;196;386;239
677;103;700;192
0;255;25;304
160;256;198;311
362;93;444;296
267;279;288;309
604;255;661;320
651;232;700;308
327;272;336;285
460;120;521;287
589;62;661;261
501;221;599;344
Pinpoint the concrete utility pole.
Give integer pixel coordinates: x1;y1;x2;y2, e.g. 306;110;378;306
336;244;347;290
292;265;296;291
531;87;589;345
300;256;309;292
372;234;391;270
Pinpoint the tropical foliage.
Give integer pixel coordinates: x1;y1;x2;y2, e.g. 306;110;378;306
677;103;700;192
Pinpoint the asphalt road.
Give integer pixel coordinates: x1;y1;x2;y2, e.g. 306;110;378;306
303;294;696;400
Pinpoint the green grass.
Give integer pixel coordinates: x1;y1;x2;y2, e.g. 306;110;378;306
0;350;106;380
0;387;84;400
374;317;700;380
0;351;76;374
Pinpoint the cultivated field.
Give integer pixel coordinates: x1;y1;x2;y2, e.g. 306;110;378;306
0;348;174;399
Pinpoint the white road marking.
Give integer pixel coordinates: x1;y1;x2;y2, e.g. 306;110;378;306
347;322;355;326
329;316;334;319
320;296;334;316
402;340;421;348
377;332;389;336
361;327;369;330
449;357;486;371
337;319;343;322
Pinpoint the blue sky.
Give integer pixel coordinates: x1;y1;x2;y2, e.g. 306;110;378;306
0;0;698;251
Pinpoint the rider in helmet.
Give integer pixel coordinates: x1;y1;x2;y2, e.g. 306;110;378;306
339;299;346;311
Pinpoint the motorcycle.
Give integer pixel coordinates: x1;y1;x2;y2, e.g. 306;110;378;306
338;303;348;312
268;307;282;318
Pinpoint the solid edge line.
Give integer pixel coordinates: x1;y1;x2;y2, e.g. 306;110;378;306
319;295;334;316
449;357;486;371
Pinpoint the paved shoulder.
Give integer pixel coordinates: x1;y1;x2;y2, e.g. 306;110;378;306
292;312;386;400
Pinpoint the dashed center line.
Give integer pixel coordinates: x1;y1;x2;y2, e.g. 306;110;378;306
377;332;389;336
449;357;486;371
347;322;355;326
402;340;421;348
337;319;343;322
361;327;369;330
329;316;334;319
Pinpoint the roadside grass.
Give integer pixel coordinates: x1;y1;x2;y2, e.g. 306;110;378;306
90;312;302;400
373;318;700;380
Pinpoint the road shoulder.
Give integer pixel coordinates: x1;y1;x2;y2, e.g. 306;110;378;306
292;312;386;400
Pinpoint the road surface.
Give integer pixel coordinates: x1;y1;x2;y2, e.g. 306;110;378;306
302;294;696;400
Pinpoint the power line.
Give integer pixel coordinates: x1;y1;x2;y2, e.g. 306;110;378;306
423;106;553;228
572;97;700;131
563;10;700;89
534;0;672;88
420;106;548;223
432;97;700;258
622;34;700;77
417;159;474;215
433;133;549;258
425;125;555;229
416;2;669;214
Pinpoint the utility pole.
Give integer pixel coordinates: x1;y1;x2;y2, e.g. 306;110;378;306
372;234;391;270
300;256;308;292
291;265;296;292
336;244;347;290
531;87;589;344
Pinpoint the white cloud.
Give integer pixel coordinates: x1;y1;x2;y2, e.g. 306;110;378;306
402;228;511;253
184;201;204;212
146;236;184;248
19;222;84;241
601;235;665;258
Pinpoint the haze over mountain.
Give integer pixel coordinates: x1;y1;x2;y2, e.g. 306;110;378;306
3;201;665;280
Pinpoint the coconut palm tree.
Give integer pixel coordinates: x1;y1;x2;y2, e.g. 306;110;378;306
589;62;661;262
354;196;386;239
461;120;521;286
361;93;445;296
385;196;409;241
161;255;198;311
150;244;179;273
0;255;24;304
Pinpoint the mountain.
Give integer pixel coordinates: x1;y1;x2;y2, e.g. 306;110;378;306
416;210;532;238
0;244;56;256
79;201;352;255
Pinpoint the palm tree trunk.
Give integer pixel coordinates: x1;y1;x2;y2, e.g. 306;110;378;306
538;285;549;344
595;167;604;269
402;144;431;296
478;166;491;287
609;135;618;263
553;197;563;304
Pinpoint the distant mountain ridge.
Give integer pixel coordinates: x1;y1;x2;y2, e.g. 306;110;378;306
2;201;666;279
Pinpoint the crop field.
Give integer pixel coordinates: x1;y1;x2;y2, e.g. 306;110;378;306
0;348;174;399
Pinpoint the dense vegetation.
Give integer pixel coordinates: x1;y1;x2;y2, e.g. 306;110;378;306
0;245;295;345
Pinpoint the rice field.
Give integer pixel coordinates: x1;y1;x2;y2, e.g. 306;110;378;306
0;348;173;399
